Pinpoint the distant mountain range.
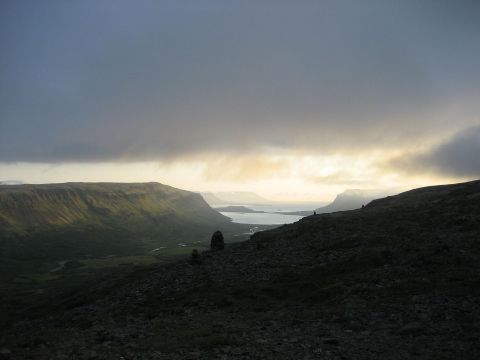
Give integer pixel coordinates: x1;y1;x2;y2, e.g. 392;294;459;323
213;205;265;213
0;180;23;185
201;191;271;205
283;188;399;215
202;188;399;216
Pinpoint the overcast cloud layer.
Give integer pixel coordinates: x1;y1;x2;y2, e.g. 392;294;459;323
390;125;480;177
1;0;479;177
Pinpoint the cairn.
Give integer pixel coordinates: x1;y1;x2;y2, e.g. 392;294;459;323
210;230;225;251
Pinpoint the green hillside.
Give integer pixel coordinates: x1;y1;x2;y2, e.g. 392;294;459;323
0;182;239;277
0;182;228;231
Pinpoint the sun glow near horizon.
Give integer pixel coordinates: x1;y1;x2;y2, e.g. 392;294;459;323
0;149;466;203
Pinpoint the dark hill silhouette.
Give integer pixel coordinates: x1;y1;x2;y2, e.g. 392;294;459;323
315;188;395;213
282;189;397;216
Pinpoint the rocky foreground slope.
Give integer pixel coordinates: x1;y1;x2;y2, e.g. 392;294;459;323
1;180;480;359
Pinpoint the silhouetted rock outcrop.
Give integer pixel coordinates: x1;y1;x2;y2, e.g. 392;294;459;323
210;230;225;250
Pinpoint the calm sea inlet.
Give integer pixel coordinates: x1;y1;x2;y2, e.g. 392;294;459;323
214;203;322;225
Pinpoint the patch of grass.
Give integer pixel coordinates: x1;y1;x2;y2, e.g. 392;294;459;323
155;245;209;258
81;255;162;269
12;273;61;283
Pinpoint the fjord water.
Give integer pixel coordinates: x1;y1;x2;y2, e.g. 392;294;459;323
214;203;320;225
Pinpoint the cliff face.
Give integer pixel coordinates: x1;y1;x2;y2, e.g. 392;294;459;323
0;182;231;261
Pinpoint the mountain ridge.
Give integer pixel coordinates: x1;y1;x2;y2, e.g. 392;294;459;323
281;188;397;216
314;188;397;213
0;182;228;232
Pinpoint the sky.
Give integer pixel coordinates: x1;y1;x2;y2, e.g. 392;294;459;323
1;0;479;201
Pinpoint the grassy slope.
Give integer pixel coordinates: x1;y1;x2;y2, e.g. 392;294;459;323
0;182;232;256
0;182;227;232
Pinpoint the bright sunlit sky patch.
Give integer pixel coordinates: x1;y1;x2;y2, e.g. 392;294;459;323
1;1;479;201
0;152;466;202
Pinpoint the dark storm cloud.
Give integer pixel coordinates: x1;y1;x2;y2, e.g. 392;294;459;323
1;0;480;162
390;125;480;177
